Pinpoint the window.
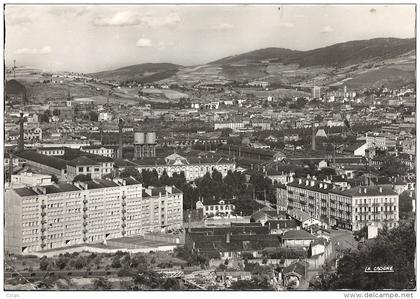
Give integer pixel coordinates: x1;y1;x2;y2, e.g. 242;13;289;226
78;167;84;172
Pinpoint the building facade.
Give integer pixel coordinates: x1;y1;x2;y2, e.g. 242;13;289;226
5;178;183;254
284;179;399;231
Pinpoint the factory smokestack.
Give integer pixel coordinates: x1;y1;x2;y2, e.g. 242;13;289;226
18;112;24;152
118;118;124;159
311;125;316;151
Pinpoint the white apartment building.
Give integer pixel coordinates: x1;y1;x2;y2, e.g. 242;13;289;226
196;199;235;217
5;178;183;254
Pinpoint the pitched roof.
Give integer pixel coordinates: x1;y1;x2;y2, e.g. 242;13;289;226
67;156;100;166
282;229;316;240
16;151;67;170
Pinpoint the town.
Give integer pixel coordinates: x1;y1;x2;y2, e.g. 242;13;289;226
3;4;416;293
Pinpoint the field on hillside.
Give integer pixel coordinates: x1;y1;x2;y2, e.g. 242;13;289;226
344;66;415;89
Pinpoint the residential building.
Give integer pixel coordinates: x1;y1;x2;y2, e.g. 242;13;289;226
196;199;235;217
5;178;183;254
285;179;399;231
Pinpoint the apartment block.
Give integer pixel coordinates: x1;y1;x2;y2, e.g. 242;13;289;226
5;178;183;254
284;179;399;231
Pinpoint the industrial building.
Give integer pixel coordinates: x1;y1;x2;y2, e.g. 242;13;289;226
5;178;183;254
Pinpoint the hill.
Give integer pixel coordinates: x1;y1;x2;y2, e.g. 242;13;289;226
91;63;180;83
211;47;299;65
211;38;415;68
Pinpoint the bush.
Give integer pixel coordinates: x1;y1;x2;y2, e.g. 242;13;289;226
74;257;86;270
39;258;50;271
111;257;122;268
56;257;68;270
117;267;132;277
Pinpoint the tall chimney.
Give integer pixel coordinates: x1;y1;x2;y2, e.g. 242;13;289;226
118;118;123;159
18;112;25;152
8;152;13;183
311;125;316;151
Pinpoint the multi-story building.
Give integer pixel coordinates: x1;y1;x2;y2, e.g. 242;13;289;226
79;145;116;158
284;179;399;231
124;153;236;182
5;178;183;254
16;149;115;182
366;132;397;149
196;199;235;217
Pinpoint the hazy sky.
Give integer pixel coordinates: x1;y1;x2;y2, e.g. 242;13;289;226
5;4;416;73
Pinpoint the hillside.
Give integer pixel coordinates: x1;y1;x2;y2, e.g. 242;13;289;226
91;63;180;83
211;38;415;68
211;47;299;65
91;38;415;89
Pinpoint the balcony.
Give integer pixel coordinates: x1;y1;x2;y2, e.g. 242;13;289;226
41;235;46;240
83;221;88;226
122;209;126;214
41;212;47;217
83;199;88;204
122;216;126;221
83;215;88;219
83;229;88;234
83;207;88;212
122;201;126;207
299;200;306;206
41;220;47;225
41;204;47;209
83;237;87;242
121;223;126;228
122;230;126;236
41;227;46;233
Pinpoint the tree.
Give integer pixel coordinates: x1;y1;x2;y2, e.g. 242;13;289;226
379;155;409;177
93;277;112;290
120;167;142;182
39;257;50;271
56;256;68;270
111;256;122;268
72;174;92;183
89;111;99;122
311;221;415;290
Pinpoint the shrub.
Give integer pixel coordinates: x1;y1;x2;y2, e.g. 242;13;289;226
111;257;122;268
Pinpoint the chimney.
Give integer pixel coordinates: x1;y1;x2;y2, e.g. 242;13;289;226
310;181;315;187
312;125;316;151
379;186;383;193
319;183;323;189
298;178;302;184
324;184;327;189
226;233;230;244
358;187;362;194
118;118;124;159
306;180;309;186
364;187;367;194
18;112;25;152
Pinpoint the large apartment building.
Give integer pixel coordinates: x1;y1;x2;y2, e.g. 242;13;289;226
283;179;399;231
5;178;183;254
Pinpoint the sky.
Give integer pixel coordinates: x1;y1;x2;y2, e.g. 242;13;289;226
5;4;416;73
